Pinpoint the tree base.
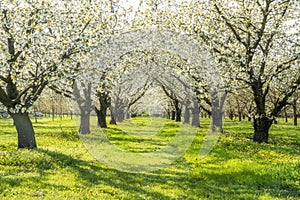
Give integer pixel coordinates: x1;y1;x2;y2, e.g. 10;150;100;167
11;112;37;149
79;114;90;134
253;117;273;143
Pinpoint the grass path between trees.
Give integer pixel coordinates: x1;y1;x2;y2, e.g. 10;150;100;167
0;117;299;199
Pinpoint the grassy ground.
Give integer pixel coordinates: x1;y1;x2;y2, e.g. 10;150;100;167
0;116;299;199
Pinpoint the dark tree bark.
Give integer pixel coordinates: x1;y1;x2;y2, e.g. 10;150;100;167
171;111;175;120
246;102;254;122
238;112;242;122
292;98;297;126
248;116;252;122
284;107;288;123
251;78;297;142
236;99;242;122
175;107;182;122
51;104;55;121
174;99;181;122
11;112;37;148
173;99;181;122
95;91;110;128
95;106;107;128
251;81;270;142
253;117;273;143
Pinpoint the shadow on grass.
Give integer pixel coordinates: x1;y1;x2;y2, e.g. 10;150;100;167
1;144;299;199
1;118;299;199
191;164;300;199
34;148;175;199
37;148;300;199
98;125;178;152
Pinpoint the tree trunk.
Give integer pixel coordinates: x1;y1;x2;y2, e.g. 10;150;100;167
126;107;131;119
248;116;252;122
73;81;93;134
236;99;242;122
79;113;90;134
95;106;107;128
228;112;234;120
191;109;200;127
166;110;170;119
212;110;223;132
52;105;55;121
11;112;37;148
175;108;181;122
253;117;273;143
191;101;200;127
183;106;190;124
238;112;242;122
174;100;181;122
211;91;225;133
110;112;117;125
116;112;125;122
284;108;288;123
252;82;272;143
171;111;175;120
292;99;297;126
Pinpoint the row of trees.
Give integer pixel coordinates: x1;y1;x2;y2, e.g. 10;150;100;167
0;0;299;148
151;0;300;142
226;88;300;125
0;0;118;148
30;81;300;124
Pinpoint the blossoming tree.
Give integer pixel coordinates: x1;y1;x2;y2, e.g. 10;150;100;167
0;0;113;148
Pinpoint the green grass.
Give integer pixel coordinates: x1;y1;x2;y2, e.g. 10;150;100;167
0;116;299;199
